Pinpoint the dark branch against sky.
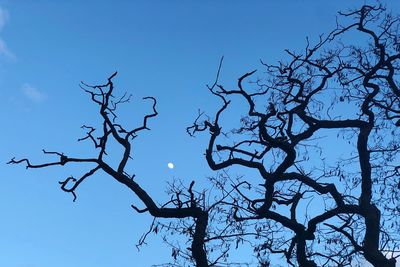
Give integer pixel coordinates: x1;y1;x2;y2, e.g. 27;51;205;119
1;1;400;266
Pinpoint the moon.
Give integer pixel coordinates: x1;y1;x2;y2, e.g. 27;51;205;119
167;162;174;169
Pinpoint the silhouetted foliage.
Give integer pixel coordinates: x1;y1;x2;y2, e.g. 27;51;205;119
187;3;400;266
9;3;400;267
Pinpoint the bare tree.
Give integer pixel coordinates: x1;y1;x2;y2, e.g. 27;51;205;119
9;3;400;267
8;72;213;266
8;71;249;266
188;3;400;267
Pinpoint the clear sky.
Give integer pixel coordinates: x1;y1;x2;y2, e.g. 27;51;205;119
1;1;399;267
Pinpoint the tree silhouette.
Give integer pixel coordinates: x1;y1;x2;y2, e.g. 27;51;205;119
8;71;213;266
188;3;400;267
9;3;400;267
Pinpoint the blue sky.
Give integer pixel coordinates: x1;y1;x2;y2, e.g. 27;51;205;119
1;1;399;266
